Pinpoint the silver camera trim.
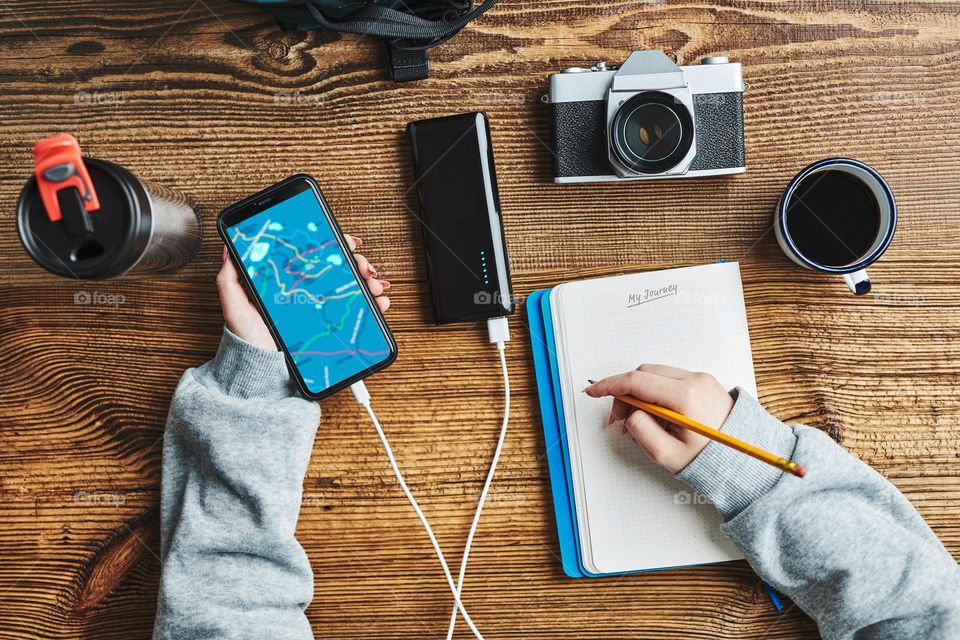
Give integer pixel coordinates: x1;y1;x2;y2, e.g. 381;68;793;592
545;50;746;183
605;51;698;178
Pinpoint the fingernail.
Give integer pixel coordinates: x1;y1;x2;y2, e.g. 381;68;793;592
368;267;378;278
606;414;616;425
222;246;228;261
621;424;628;435
348;234;362;246
379;280;391;290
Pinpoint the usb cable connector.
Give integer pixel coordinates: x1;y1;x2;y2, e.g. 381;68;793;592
486;315;510;345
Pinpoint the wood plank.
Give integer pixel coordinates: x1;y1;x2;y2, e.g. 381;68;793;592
1;0;959;637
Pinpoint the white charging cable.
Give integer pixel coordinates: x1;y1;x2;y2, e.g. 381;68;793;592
351;316;511;640
445;316;510;639
352;386;485;638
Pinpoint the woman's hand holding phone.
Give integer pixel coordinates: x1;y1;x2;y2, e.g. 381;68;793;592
216;234;391;351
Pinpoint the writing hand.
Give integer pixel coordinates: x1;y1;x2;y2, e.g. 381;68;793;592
585;365;734;473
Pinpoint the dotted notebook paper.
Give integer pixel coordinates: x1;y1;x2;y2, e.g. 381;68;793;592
551;262;754;575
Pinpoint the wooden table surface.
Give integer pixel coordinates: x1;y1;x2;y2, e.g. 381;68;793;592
2;1;959;638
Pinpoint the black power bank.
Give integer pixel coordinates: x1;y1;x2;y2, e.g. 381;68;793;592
407;112;514;324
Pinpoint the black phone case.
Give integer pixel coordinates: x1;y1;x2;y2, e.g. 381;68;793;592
216;174;397;400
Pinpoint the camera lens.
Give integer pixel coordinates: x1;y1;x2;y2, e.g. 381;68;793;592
611;91;694;174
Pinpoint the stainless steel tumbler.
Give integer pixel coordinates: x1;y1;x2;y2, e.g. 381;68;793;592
17;134;202;279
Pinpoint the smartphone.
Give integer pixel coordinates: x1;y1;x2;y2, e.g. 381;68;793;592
217;174;397;400
407;112;514;324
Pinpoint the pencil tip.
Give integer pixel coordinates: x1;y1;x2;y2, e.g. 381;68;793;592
587;379;597;384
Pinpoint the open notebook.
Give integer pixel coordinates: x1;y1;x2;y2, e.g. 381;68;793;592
532;262;755;576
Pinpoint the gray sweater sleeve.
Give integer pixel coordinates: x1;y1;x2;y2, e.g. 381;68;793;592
153;327;320;640
678;389;960;640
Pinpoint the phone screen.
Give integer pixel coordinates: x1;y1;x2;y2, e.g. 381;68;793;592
224;182;394;396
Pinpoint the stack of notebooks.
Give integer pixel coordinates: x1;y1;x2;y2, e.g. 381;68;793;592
527;262;755;577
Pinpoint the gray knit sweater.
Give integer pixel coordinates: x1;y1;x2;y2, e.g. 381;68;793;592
153;328;960;639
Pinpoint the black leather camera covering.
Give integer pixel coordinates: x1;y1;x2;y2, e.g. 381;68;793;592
550;100;608;178
550;92;745;179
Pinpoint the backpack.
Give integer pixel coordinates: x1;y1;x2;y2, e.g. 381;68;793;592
238;0;498;81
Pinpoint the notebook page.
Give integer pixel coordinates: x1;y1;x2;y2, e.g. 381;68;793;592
549;274;731;574
555;263;752;574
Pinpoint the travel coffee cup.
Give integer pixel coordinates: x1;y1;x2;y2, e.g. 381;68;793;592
17;134;202;279
774;158;896;295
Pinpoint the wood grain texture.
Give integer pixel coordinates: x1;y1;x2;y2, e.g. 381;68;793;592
1;0;959;637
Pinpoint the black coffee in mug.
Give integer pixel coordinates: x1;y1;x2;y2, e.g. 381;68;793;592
785;170;881;267
774;158;896;295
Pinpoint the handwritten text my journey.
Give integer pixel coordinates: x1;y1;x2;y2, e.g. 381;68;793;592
627;283;678;308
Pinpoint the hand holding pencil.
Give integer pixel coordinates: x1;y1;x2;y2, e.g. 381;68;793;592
584;365;806;478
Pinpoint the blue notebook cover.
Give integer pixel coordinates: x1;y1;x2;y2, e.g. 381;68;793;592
530;289;638;578
527;289;585;578
526;279;783;604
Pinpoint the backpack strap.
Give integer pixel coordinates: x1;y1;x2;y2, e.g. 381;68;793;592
302;0;498;81
304;1;497;40
384;43;430;82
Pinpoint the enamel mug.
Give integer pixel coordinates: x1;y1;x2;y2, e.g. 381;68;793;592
774;158;896;295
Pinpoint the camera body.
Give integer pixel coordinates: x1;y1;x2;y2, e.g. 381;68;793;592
546;50;746;183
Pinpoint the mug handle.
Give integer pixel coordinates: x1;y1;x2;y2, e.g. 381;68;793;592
842;269;871;295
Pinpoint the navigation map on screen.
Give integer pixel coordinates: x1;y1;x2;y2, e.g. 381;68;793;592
228;188;391;393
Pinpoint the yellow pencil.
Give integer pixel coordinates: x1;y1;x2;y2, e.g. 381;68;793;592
587;380;806;478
